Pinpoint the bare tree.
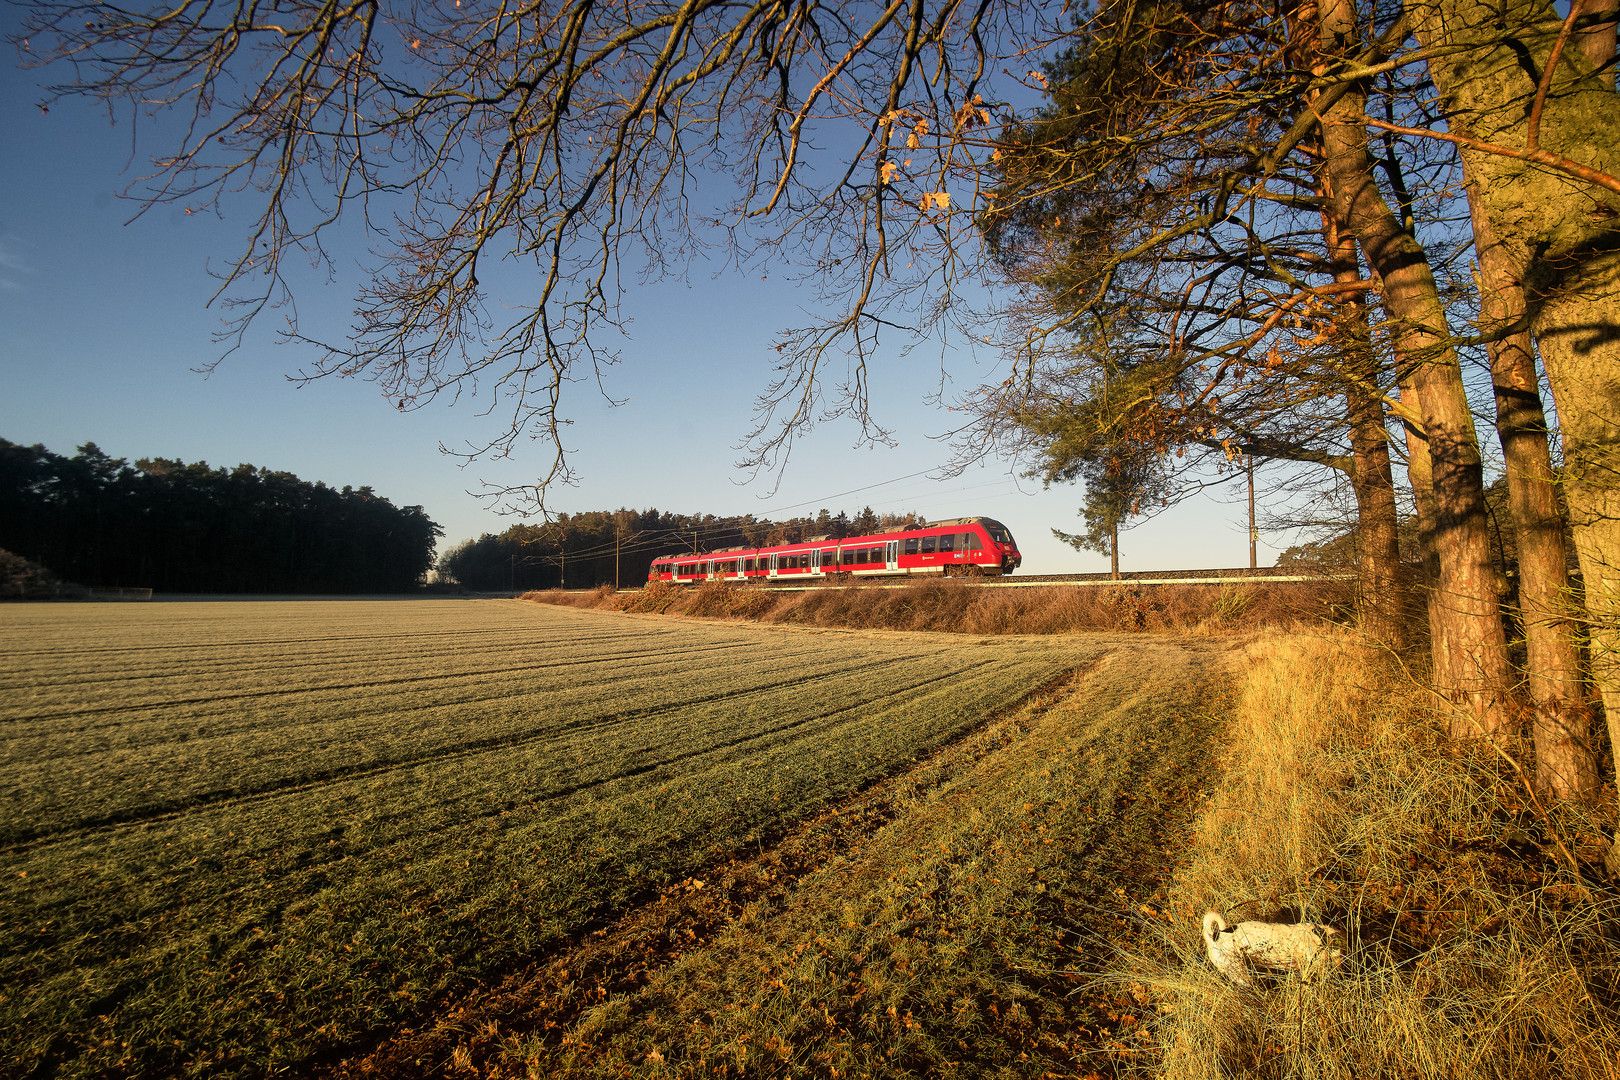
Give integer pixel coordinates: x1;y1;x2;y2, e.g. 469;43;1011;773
16;0;1047;503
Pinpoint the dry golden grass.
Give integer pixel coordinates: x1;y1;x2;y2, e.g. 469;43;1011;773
525;578;1340;635
1129;632;1620;1080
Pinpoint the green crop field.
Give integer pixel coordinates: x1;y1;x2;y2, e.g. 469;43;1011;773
0;599;1098;1078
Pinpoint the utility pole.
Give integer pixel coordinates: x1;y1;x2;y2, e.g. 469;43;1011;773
1248;454;1258;570
690;529;698;555
1110;524;1120;579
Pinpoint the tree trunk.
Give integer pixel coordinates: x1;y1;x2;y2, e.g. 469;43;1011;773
1466;178;1601;801
1322;205;1405;647
1319;0;1513;737
1408;0;1620;868
1577;0;1618;90
1400;381;1455;688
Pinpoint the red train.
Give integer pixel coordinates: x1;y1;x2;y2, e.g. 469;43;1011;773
648;516;1022;584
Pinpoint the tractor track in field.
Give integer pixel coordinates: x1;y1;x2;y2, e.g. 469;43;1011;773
11;660;1103;949
309;660;1110;1080
1;641;751;724
313;639;1230;1080
0;626;680;681
0;624;686;662
4;602;1223;1080
2;652;1067;855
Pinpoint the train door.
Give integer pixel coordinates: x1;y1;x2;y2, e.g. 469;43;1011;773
811;548;822;576
885;540;899;572
768;553;779;580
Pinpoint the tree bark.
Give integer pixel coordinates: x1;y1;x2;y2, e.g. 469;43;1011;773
1319;0;1513;737
1576;0;1618;90
1409;0;1620;868
1466;178;1601;801
1322;204;1405;647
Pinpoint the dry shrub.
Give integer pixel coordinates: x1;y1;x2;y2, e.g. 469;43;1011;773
612;581;682;614
523;577;1347;635
679;581;780;620
761;584;868;627
868;580;981;631
519;587;601;609
1128;631;1620;1080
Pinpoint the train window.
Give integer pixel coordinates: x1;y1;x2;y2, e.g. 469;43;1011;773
919;536;936;554
821;549;834;566
904;538;918;555
939;534;955;553
868;548;881;563
963;532;980;552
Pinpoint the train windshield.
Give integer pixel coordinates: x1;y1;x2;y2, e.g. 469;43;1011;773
980;519;1015;546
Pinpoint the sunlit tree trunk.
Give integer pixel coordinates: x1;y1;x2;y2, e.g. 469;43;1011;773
1409;0;1620;867
1465;178;1600;801
1320;0;1512;737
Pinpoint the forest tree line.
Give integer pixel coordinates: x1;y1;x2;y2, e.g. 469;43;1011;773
0;439;441;594
438;507;920;592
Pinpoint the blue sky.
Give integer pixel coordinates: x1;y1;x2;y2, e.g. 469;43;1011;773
0;18;1288;576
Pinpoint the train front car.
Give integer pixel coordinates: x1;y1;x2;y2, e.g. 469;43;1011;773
979;517;1022;575
915;517;1021;576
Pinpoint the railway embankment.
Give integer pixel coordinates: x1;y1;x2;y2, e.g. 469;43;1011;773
524;575;1351;635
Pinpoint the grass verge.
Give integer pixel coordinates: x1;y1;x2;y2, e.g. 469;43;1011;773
1128;631;1620;1079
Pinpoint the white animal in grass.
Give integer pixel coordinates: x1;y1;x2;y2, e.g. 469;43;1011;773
1201;910;1342;986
